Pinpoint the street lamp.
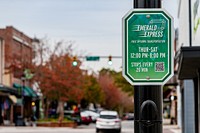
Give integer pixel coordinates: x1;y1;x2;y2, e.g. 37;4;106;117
21;76;25;118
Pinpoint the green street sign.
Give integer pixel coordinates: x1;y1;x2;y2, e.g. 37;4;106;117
86;56;100;61
122;9;174;85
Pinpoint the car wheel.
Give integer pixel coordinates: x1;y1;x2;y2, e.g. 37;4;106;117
117;128;121;133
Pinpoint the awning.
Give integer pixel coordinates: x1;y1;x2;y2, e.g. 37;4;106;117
13;83;37;97
24;86;37;97
9;95;23;105
9;95;17;104
0;84;18;95
177;46;200;79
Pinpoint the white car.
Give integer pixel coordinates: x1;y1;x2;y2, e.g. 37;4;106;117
96;110;121;133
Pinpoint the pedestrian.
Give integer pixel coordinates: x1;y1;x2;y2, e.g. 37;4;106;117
31;115;37;127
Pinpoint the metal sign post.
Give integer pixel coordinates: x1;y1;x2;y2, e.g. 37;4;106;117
122;0;174;132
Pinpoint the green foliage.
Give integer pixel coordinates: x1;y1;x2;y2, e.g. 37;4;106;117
83;74;105;105
99;68;133;96
99;68;116;75
113;71;134;96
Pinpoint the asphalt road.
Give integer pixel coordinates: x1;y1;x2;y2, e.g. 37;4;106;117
0;121;134;133
0;121;177;133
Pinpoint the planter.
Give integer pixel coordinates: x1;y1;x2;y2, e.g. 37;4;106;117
37;121;77;128
61;122;77;128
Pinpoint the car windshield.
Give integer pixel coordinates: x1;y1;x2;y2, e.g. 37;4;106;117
100;115;117;119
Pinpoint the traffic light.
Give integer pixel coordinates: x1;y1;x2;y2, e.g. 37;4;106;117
72;56;78;66
108;55;112;65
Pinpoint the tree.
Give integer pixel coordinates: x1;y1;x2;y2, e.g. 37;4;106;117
32;39;84;120
81;74;104;109
113;71;134;96
98;68;133;115
99;72;121;110
99;68;133;95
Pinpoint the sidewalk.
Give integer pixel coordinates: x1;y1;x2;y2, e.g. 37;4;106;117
163;119;182;133
164;125;181;133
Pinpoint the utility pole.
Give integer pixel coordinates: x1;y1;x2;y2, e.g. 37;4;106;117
133;0;162;133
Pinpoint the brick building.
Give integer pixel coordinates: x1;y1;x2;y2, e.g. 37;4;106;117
0;38;4;84
0;26;37;125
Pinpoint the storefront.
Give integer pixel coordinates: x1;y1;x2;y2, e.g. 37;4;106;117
0;84;19;125
13;83;38;120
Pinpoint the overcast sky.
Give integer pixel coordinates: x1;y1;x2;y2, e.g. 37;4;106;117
0;0;178;73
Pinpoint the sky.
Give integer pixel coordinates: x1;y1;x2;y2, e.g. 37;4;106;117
0;0;178;73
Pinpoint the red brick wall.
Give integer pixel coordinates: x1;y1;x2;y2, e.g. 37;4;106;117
0;26;33;78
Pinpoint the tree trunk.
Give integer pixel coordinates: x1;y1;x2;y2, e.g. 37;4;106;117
44;100;50;119
57;101;64;123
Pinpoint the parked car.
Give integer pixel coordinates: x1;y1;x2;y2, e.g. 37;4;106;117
82;110;100;123
123;113;134;120
96;110;121;133
80;111;92;125
64;110;81;125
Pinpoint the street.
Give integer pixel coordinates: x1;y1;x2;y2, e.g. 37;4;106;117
0;121;180;133
0;121;134;133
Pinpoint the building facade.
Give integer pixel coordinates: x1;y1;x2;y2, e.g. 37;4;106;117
177;0;200;132
0;26;36;125
0;38;4;84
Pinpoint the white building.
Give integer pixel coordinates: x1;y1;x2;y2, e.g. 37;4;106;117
177;0;200;132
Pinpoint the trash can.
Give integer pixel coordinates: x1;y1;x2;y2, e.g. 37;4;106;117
15;116;25;126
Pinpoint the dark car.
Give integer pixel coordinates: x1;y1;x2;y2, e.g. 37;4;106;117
64;110;81;125
80;111;92;125
123;113;134;120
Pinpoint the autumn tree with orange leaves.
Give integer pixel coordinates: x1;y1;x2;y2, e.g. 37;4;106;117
32;39;84;120
32;38;133;119
98;68;133;115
